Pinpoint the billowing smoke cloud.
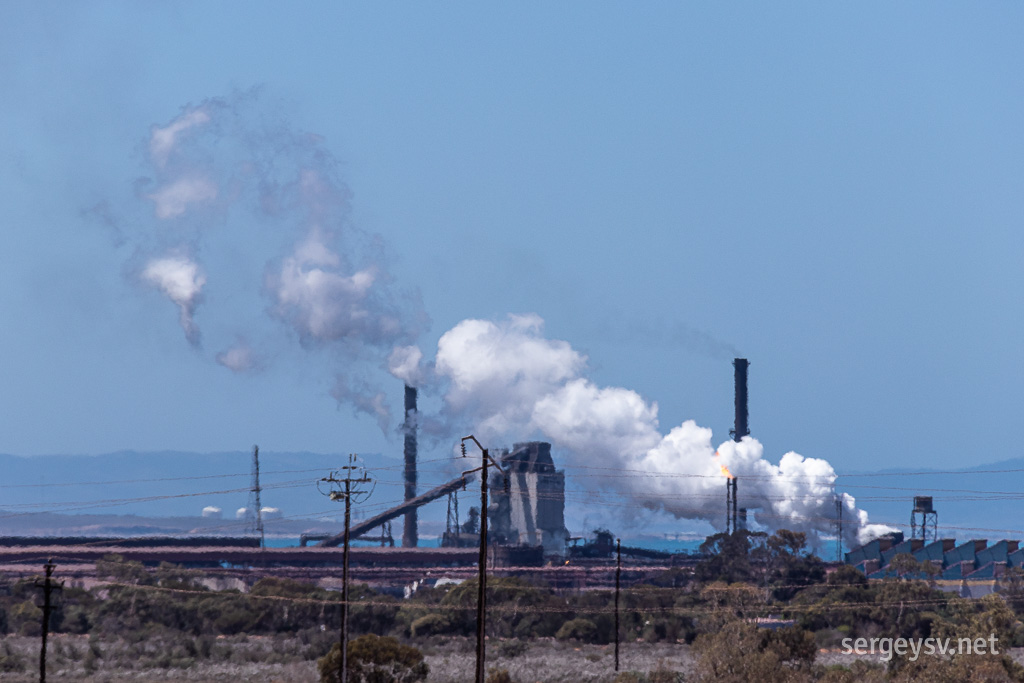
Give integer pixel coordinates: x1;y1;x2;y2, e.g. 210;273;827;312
434;314;893;546
141;255;205;346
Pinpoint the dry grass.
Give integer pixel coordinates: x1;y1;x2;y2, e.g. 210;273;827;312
0;634;317;682
420;637;694;683
0;633;692;683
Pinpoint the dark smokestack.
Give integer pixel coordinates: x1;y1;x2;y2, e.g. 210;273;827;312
731;358;749;443
725;477;738;534
402;384;418;547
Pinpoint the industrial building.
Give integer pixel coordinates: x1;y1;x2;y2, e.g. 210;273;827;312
846;532;1024;597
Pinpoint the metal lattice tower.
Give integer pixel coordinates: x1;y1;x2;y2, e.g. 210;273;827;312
249;445;264;549
446;490;460;538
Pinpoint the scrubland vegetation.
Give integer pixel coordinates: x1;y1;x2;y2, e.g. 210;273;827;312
0;530;1023;681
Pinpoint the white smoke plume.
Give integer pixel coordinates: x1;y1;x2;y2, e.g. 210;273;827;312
149;107;210;168
331;375;391;433
147;176;218;219
388;345;425;386
141;255;205;346
100;91;427;429
434;314;893;546
268;228;404;347
215;340;260;373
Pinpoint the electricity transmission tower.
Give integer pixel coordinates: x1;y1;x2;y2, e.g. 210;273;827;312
320;454;374;683
250;445;265;549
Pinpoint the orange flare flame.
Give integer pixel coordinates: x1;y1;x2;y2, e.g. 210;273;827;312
719;463;734;479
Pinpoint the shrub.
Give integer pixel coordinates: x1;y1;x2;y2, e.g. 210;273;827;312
496;638;528;659
9;601;40;636
648;667;683;683
486;668;514;683
555;617;598;643
612;674;645;683
410;613;454;638
318;633;429;683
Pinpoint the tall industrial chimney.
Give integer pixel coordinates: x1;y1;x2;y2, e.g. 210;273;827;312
402;384;418;547
731;358;749;442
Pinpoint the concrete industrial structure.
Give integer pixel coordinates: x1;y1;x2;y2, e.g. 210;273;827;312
489;441;570;556
319;438;570;558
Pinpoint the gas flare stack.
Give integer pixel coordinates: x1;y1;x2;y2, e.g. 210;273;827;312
725;358;748;534
726;476;738;534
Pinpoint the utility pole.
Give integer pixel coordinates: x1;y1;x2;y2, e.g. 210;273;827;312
834;496;844;563
34;559;62;683
614;538;621;673
460;435;507;683
320;454;373;683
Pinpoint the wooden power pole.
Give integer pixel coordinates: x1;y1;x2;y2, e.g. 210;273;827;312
460;435;508;683
34;559;62;683
615;538;621;673
320;454;373;683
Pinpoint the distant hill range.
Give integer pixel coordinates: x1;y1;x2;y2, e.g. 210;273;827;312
0;450;424;538
0;451;1018;545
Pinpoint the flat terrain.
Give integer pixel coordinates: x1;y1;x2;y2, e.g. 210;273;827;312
4;634;1024;682
0;635;689;682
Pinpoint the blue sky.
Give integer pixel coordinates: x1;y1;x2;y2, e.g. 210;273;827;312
1;3;1022;480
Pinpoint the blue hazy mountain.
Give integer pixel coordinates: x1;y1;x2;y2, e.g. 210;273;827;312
0;450;407;525
0;451;1018;546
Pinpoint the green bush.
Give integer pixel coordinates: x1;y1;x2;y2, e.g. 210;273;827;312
611;673;645;683
555;617;598;643
410;612;453;638
9;601;40;636
496;638;528;658
486;667;514;683
0;641;25;673
317;633;428;683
